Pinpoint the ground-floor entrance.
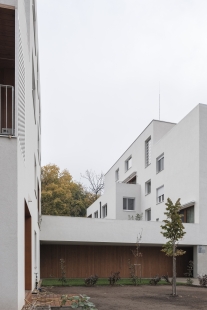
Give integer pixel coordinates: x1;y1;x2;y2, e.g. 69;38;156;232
25;202;32;290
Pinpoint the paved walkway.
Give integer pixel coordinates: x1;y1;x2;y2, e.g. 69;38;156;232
177;277;199;285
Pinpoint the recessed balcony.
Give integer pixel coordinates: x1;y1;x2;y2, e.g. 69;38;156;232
0;7;15;136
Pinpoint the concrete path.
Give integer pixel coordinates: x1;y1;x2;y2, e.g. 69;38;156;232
177;277;199;285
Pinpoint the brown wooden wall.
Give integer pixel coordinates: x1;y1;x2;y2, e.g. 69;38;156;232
40;244;193;278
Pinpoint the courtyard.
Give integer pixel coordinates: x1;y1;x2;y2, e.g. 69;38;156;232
48;284;207;310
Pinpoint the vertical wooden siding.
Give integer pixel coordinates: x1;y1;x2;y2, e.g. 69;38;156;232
40;244;193;278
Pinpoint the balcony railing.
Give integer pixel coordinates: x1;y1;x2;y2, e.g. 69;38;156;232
0;84;15;136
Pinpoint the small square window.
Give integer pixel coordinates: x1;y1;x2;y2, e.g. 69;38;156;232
157;185;164;204
145;180;151;195
146;209;151;221
125;157;132;171
102;204;107;218
157;154;164;173
145;137;151;167
123;198;135;210
94;211;98;218
115;169;119;181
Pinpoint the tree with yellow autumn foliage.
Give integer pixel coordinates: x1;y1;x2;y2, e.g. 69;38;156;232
41;164;97;217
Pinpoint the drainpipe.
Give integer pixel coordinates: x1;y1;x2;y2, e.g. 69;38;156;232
100;202;101;218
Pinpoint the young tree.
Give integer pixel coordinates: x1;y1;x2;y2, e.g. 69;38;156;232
161;198;186;296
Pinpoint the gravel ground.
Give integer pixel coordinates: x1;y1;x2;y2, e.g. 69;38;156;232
49;284;207;310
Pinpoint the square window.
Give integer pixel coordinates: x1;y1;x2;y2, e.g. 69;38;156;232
157;186;164;204
145;180;151;195
145;137;151;167
102;204;107;218
123;198;135;210
115;169;119;181
157;154;164;173
146;209;151;221
125;157;132;171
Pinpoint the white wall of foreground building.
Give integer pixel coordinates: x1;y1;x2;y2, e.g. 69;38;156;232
0;138;18;308
0;1;41;309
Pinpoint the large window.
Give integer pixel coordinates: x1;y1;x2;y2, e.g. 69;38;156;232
145;180;151;195
145;137;151;167
102;204;107;218
180;206;194;223
157;154;164;173
125;156;132;171
123;198;135;210
157;186;164;203
32;0;37;54
32;59;36;123
146;209;151;221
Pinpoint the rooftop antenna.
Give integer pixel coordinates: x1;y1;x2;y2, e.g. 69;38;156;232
159;82;160;120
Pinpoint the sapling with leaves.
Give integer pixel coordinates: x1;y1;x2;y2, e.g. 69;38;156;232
128;232;143;285
161;198;186;296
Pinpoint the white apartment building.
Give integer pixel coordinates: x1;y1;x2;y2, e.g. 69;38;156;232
40;104;207;280
87;104;203;224
0;1;41;310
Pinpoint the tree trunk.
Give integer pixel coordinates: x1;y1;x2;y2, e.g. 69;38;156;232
172;241;177;296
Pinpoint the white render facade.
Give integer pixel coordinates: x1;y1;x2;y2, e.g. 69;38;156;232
0;1;41;310
87;104;202;222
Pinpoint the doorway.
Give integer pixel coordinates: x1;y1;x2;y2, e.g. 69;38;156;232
25;201;32;290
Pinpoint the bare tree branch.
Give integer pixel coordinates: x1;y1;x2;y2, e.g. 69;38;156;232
81;170;104;198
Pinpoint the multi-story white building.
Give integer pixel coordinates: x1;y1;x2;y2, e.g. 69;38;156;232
0;1;41;309
87;104;203;224
40;104;207;281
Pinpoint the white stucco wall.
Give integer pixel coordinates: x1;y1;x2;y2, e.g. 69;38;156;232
41;215;203;246
0;1;41;309
87;105;201;224
0;138;18;310
87;121;175;219
85;104;207;276
151;104;199;222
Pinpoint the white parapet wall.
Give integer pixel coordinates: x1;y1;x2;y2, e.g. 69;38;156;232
40;215;203;246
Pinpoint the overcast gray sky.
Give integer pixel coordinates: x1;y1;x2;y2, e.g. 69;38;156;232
37;0;207;185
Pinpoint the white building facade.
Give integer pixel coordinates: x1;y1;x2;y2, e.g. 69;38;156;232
87;104;202;223
0;1;41;309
